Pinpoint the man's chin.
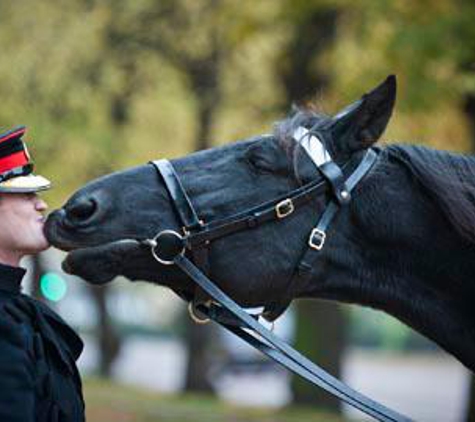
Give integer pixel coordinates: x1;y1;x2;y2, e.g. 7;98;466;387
21;239;51;256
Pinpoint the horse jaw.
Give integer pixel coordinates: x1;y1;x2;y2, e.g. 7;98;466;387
61;239;143;284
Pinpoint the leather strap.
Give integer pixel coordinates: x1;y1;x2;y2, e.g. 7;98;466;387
263;150;379;320
319;160;350;205
185;178;330;247
152;159;203;231
294;149;378;285
174;254;412;422
152;159;210;304
148;148;413;421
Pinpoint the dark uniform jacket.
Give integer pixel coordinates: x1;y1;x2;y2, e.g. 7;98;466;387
0;263;85;421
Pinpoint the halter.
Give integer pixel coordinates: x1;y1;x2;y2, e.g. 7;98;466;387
141;130;412;422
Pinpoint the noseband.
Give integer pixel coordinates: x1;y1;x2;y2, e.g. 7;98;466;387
141;136;411;422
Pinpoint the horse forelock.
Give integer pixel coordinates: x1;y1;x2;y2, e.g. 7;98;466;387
273;106;330;149
273;107;330;184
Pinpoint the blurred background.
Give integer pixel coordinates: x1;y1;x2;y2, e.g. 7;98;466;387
2;0;475;421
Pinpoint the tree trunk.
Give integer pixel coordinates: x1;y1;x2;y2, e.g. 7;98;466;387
278;7;338;105
88;285;121;377
183;61;221;393
184;318;215;391
84;54;137;378
276;6;345;412
291;299;346;410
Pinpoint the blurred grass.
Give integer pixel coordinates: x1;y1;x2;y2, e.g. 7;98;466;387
84;377;345;422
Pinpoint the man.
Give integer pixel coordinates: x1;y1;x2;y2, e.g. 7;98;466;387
0;127;84;421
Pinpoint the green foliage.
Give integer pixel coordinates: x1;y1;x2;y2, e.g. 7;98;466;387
0;0;473;204
329;0;475;150
0;0;287;207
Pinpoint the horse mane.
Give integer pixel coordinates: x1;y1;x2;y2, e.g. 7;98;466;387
386;144;475;244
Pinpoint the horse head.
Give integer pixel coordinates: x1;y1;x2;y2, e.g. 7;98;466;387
45;75;475;372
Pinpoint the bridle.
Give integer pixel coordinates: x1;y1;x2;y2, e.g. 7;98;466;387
143;140;411;422
140;130;412;422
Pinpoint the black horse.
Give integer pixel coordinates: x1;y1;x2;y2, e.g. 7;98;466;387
45;75;475;376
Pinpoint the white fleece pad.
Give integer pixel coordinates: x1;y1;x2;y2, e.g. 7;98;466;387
293;126;331;168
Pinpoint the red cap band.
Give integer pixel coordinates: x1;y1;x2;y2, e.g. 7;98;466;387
0;150;29;174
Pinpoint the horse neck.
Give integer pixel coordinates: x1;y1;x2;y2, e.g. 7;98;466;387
298;174;475;372
300;233;475;371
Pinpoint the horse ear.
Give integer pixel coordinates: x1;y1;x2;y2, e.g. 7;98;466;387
329;75;396;153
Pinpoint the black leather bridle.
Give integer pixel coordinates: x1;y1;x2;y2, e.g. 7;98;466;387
141;137;412;422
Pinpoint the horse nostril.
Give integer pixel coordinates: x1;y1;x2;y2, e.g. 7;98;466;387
66;198;97;222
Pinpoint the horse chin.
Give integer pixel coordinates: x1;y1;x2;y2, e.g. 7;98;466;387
62;239;141;285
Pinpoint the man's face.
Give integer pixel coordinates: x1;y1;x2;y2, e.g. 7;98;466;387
0;193;49;256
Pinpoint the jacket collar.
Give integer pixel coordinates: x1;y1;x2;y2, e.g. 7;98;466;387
0;262;25;294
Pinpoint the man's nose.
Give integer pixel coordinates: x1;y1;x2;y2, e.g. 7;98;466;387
35;198;48;211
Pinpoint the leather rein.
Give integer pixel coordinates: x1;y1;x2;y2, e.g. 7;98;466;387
140;133;412;422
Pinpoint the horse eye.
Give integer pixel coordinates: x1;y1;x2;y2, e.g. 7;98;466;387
246;153;274;174
244;144;275;174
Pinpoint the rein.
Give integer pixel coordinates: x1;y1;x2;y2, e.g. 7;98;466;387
141;142;412;422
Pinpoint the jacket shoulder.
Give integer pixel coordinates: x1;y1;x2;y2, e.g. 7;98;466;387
0;295;35;410
0;293;35;348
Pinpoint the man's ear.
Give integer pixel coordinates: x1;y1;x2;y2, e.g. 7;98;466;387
329;75;396;153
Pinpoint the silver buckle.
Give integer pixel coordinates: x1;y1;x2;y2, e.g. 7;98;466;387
148;230;185;265
275;198;294;219
188;302;211;325
308;228;326;250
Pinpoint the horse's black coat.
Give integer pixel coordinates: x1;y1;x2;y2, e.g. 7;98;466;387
45;76;475;372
